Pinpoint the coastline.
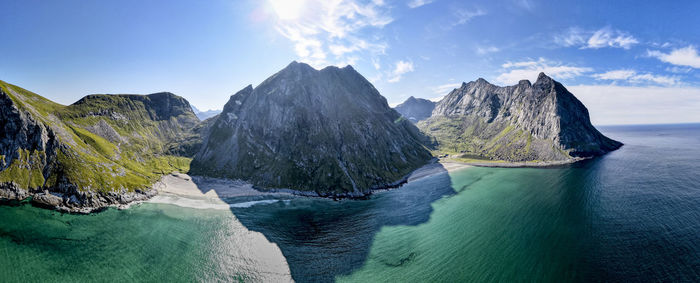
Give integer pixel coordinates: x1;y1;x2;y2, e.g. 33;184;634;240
1;155;579;214
440;157;590;168
149;161;473;209
0;181;157;214
0;161;474;213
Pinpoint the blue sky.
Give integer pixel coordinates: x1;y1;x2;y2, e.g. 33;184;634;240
1;0;699;125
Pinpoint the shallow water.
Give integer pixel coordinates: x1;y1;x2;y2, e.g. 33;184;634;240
1;124;699;282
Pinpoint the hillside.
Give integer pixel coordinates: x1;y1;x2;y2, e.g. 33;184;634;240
394;96;435;123
0;80;198;212
419;73;622;163
191;62;432;197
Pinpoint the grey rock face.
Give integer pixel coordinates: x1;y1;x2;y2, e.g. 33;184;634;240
421;73;622;161
0;82;198;213
191;61;433;196
394;96;435;123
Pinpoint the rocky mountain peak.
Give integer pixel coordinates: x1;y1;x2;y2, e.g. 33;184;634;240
192;61;432;196
394;96;436;123
535;72;554;85
421;74;622;162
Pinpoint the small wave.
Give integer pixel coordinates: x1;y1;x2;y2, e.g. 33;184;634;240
148;194;286;210
229;199;280;208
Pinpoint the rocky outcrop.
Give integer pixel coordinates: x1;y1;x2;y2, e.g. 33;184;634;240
0;80;198;213
419;73;622;162
191;61;433;196
394;96;435;123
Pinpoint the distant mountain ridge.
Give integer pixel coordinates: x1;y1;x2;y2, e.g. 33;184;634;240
0;64;622;212
394;96;435;123
191;105;221;120
191;61;432;196
419;73;622;162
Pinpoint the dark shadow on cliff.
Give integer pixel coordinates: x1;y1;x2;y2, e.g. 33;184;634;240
204;163;460;282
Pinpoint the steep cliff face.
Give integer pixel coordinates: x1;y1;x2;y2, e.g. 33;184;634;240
0;80;198;212
191;61;432;196
419;73;621;162
394;96;435;123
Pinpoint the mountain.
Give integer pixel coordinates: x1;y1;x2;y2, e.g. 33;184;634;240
419;73;622;162
0;80;198;212
191;61;433;197
191;105;221;120
394;96;435;123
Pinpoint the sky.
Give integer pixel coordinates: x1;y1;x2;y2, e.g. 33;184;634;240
1;0;699;125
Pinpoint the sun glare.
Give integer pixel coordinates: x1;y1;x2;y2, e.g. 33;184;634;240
269;0;305;20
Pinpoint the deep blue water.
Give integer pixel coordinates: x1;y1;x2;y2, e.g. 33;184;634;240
1;123;699;282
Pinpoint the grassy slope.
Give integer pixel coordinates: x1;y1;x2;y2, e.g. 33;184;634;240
418;116;559;163
0;80;192;193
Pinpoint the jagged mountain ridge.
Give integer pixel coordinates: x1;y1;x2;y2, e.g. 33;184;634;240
191;105;222;120
419;73;622;162
191;61;433;196
394;96;435;123
0;80;198;212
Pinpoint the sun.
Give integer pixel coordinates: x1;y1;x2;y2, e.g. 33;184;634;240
269;0;306;21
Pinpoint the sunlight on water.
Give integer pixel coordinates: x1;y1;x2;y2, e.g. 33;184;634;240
1;124;699;282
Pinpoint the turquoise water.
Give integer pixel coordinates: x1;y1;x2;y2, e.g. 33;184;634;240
1;124;699;282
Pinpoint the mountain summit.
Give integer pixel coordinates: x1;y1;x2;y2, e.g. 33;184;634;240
420;73;622;162
191;61;432;196
0;81;198;212
394;96;435;123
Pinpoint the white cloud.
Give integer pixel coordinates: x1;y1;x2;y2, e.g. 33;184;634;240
592;69;679;86
648;46;700;68
387;60;414;83
452;8;486;26
407;0;434;8
592;69;636;80
476;46;500;55
432;83;462;95
496;58;592;84
569;85;700;125
271;0;392;68
555;27;638;49
666;66;692;74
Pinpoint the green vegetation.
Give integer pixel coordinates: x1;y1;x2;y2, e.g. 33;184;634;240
0;149;46;189
418;116;560;163
0;80;196;194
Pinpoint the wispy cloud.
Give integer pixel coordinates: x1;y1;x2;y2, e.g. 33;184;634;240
555;27;638;49
514;0;534;11
271;0;392;68
648;46;700;68
432;82;462;95
452;8;486;26
496;58;592;84
476;46;500;55
592;69;679;86
387;60;414;83
407;0;435;9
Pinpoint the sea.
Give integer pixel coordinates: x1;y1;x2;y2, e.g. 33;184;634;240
1;123;699;282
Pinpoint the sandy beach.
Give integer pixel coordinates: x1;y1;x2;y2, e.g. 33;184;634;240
148;161;473;209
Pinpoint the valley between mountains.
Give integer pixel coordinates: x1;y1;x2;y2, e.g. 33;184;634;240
0;61;620;212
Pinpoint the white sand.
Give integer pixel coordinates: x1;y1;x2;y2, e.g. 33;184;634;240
148;162;472;209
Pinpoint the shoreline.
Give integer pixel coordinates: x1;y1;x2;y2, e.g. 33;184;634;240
149;161;473;209
441;157;590;168
0;161;474;213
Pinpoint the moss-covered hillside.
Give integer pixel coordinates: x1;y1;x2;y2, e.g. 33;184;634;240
419;73;622;163
0;80;198;212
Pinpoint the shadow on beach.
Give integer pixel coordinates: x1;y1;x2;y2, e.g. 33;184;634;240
188;163;460;282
